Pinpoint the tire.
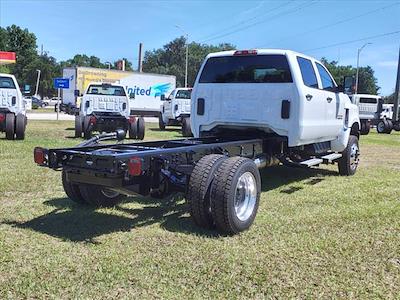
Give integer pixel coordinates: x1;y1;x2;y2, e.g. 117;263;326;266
338;135;359;176
394;121;400;132
61;170;87;204
385;119;393;134
129;119;138;139
158;115;166;130
137;117;145;140
5;113;15;140
376;120;387;134
360;121;370;135
83;116;92;139
211;157;261;235
79;184;123;207
75;115;82;138
15;114;26;140
187;154;227;229
182;117;192;137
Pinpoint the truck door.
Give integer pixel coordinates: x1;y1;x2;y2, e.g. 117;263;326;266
315;62;343;138
163;90;175;119
296;56;327;141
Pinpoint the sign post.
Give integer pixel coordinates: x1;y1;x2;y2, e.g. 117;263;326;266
53;78;70;121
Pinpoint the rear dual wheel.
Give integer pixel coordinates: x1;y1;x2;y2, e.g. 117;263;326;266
129;117;145;140
377;119;392;134
15;114;26;140
75;115;83;138
187;155;261;234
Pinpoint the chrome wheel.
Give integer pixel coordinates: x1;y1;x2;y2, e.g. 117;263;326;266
101;188;120;198
349;143;360;171
234;172;257;222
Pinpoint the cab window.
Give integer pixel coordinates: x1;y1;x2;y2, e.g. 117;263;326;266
0;77;16;89
359;97;377;104
87;84;126;96
316;63;335;90
175;89;191;99
297;57;318;88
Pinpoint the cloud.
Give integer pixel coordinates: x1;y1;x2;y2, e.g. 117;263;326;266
377;60;398;68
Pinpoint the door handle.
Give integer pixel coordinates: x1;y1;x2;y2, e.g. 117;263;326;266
327;97;333;103
306;94;313;101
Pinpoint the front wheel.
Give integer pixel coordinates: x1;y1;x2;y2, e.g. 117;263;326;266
338;135;359;176
394;121;400;132
182;117;192;137
360;120;370;135
137;117;145;140
75;115;82;138
83;116;93;139
158;115;166;130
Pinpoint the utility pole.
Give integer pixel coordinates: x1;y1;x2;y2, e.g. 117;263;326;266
393;46;400;122
138;43;143;72
35;69;41;97
355;43;371;94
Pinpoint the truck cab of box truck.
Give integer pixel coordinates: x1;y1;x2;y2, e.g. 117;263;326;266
191;49;359;153
0;74;27;140
75;82;145;140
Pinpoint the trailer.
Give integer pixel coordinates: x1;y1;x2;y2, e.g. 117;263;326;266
35;49;361;235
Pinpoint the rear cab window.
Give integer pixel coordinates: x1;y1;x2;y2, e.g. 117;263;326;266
199;54;293;83
175;90;192;99
87;84;126;96
0;77;16;89
359;97;378;104
297;57;318;88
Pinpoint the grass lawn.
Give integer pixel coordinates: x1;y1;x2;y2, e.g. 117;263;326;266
0;121;399;299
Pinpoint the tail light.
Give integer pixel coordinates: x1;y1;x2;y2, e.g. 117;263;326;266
128;157;142;176
128;116;136;124
34;147;46;165
89;116;96;125
233;50;257;56
0;114;4;122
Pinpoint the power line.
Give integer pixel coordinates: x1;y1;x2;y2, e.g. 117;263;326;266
302;30;400;53
257;2;399;48
196;0;294;42
198;0;319;44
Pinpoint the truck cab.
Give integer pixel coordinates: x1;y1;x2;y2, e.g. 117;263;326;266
75;82;145;140
349;94;382;135
191;49;359;152
159;87;192;136
0;73;27;140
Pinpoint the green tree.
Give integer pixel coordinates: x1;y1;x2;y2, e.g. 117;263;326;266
24;54;61;97
0;25;38;86
321;58;380;94
143;36;235;87
60;54;107;69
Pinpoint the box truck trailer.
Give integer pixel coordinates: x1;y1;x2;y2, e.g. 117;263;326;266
59;67;176;117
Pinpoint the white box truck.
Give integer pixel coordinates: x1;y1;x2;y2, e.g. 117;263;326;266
60;67;176;117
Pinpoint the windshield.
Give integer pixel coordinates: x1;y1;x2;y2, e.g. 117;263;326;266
199;54;293;83
175;89;191;99
87;84;126;96
0;77;16;89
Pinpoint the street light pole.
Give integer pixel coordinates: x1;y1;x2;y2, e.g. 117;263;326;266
355;43;371;94
35;69;41;96
175;25;189;87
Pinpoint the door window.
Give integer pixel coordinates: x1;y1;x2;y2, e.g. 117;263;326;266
316;63;335;90
297;57;318;88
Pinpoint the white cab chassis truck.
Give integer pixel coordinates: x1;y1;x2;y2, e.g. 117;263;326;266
159;88;193;137
349;94;383;135
75;82;145;140
35;49;360;235
0;74;27;140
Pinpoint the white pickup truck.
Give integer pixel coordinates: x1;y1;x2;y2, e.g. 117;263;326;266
75;82;145;139
35;49;361;235
159;88;192;136
0;74;27;140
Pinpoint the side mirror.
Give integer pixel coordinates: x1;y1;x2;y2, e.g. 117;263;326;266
122;103;127;110
343;76;355;94
74;89;80;97
85;101;90;108
160;94;165;101
129;93;135;99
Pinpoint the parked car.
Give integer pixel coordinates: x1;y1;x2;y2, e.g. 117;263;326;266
44;97;60;106
31;96;46;109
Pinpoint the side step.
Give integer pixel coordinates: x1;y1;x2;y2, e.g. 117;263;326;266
299;153;342;167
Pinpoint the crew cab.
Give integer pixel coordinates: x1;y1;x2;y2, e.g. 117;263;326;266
34;49;360;235
159;88;193;136
75;82;145;140
0;74;27;140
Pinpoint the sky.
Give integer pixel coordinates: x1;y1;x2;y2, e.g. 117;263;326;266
1;0;399;95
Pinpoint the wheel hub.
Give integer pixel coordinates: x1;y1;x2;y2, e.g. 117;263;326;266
349;143;360;171
234;172;257;222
